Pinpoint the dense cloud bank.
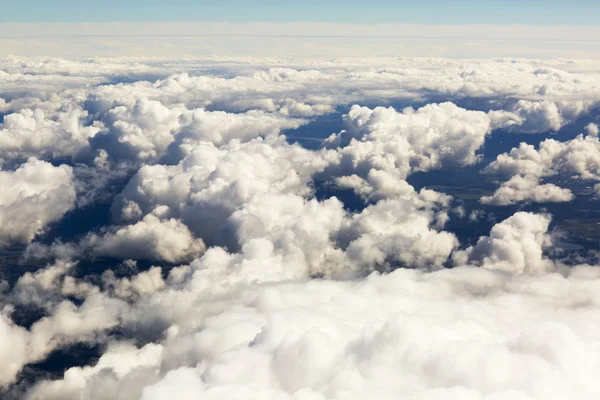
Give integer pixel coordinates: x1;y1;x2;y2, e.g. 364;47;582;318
3;23;600;59
1;56;600;399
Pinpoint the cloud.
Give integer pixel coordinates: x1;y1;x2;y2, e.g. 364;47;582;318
0;313;29;387
483;133;600;205
3;22;600;58
0;158;76;246
88;96;305;164
480;174;574;205
0;294;129;391
104;266;166;300
489;98;599;134
111;136;327;237
586;123;599;137
106;126;463;277
3;55;600;400
24;214;207;265
16;256;600;400
341;191;457;271
11;261;97;308
1;56;599;178
0;106;99;166
453;212;555;274
2;171;600;399
489;100;563;133
323;102;491;199
85;213;206;264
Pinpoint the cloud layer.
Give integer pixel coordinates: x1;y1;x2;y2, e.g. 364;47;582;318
1;55;600;399
3;22;600;58
0;158;76;245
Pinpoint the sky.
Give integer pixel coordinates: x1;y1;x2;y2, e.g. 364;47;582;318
3;0;600;25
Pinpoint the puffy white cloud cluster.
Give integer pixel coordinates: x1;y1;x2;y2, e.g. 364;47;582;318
84;214;206;264
324;102;491;199
0;158;76;245
89;97;305;164
586;122;599;137
0;289;127;388
2;55;600;399
150;60;599;135
0;72;310;167
2;56;600;160
10;260;97;308
103;133;456;273
4;220;600;399
341;192;458;270
453;212;555;274
483;133;600;205
489;100;565;133
0;106;100;165
481;175;574;206
111;137;327;240
0;313;29;387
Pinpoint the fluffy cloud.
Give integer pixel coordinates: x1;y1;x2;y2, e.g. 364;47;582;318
2;56;600;173
453;212;555;274
489;100;563;133
0;313;29;387
326;102;491;167
11;261;97;308
0;158;76;246
89;97;305;164
480;174;574;205
0;106;99;166
586;122;599;137
108;130;462;276
0;293;129;391
341;191;457;270
24;215;207;265
483;133;600;205
15;255;600;400
85;214;206;264
110;136;328;244
323;102;491;199
3;182;600;400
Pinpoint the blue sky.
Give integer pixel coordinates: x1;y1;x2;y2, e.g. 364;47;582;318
3;0;600;25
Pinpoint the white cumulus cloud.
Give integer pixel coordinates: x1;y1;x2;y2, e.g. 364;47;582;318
0;158;76;246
